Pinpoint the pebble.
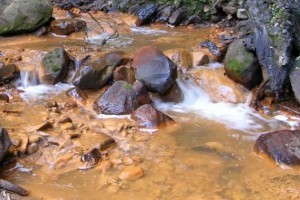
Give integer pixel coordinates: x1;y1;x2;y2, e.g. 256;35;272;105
29;135;41;143
27;143;39;154
118;166;144;181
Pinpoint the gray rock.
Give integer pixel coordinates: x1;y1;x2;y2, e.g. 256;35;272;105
72;51;129;90
133;46;177;94
237;8;248;19
224;39;262;89
135;3;158;26
289;57;300;104
0;0;53;35
168;8;185;26
93;80;138;115
0;128;11;163
247;0;299;95
40;48;70;85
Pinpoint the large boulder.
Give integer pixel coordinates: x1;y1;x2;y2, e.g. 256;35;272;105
0;0;53;35
289;57;300;104
93;81;138;115
131;104;174;129
0;128;11;162
39;48;70;85
72;51;129;90
224;39;262;89
254;130;300;166
247;0;300;95
133;46;177;94
49;19;87;36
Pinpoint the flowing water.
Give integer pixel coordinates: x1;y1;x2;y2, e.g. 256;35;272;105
0;10;300;200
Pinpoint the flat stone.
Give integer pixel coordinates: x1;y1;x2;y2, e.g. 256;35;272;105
119;166;144;181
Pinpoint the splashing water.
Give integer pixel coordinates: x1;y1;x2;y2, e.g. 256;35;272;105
154;77;285;133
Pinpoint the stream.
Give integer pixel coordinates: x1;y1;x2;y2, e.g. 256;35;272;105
1;9;300;200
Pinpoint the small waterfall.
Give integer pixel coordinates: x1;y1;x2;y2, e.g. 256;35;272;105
20;69;39;88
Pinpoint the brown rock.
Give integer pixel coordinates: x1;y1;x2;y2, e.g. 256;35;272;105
50;18;86;35
160;82;183;103
27;143;39;154
58;116;73;124
119;166;144;181
0;94;9;103
113;65;135;85
132;80;151;106
191;51;210;66
131;104;174;129
254;130;300;165
164;48;192;72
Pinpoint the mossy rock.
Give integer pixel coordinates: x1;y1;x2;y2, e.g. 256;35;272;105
289;57;300;104
224;39;262;89
0;0;53;35
40;48;70;85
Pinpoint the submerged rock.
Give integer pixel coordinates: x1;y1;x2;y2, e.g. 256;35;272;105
93;81;138;115
119;166;144;181
254;130;300;166
159;82;183;103
289;57;300;104
224;39;262;89
73;51;129;90
0;0;53;35
50;19;87;36
131;104;174;129
40;48;70;85
133;46;177;94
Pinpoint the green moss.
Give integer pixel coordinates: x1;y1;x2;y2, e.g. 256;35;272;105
229;58;241;73
51;65;61;73
123;82;133;90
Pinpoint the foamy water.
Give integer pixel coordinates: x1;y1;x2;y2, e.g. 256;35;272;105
154;78;287;134
130;27;169;35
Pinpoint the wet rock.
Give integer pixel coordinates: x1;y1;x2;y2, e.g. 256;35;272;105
289;57;300;104
31;121;53;131
156;6;173;23
168;8;185;26
113;65;135;85
237;8;248;20
0;0;53;35
119;166;144;181
131;104;174;129
0;128;11;162
58;116;73;124
0;64;19;83
40;48;70;85
193;142;236;160
184;15;201;26
61;122;75;131
66;87;88;104
134;3;158;26
79;148;101;170
50;19;87;36
159;82;183;103
224;39;262;90
27;143;39;155
247;0;298;95
79;133;115;151
97;160;113;173
94;81;138;115
28;135;41;144
73;51;129;90
164;48;192;73
254;130;300;165
191;51;209;66
0;94;9;103
132;80;151;106
198;40;221;58
133;46;177;94
19;134;28;154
